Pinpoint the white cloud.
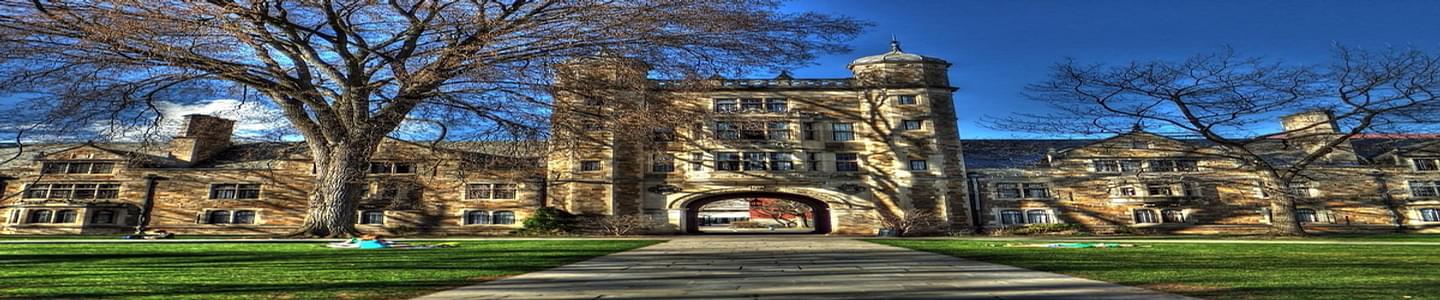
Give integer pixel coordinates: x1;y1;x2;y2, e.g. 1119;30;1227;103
155;99;292;138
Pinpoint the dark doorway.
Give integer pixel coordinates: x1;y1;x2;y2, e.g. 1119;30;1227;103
683;192;831;234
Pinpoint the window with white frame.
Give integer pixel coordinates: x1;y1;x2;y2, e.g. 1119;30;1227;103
40;162;116;174
897;95;918;105
744;152;768;171
23;183;120;199
466;183;518;200
999;210;1023;225
492;211;517;224
1119;186;1137;196
769;153;795;171
464;210;490;225
690;153;704;171
1145;183;1174;196
995;183;1022;199
1419;208;1440;223
765;98;787;113
908;160;928;171
831;123;855;141
1161;209;1185;223
900;120;923;131
1133;209;1159;224
1411;180;1440;197
1092;159;1143;173
359;210;386;225
26;209;53;223
579;160;602;172
205;209;257;225
53;210;77;223
1025;210;1050;224
1413;158;1439;172
210;183;261;200
995;182;1049;199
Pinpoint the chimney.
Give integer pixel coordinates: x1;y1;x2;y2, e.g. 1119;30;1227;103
169;114;235;164
1281;110;1339;136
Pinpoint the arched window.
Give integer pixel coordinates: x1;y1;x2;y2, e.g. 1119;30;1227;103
1134;209;1159;224
464;210;490;225
1421;208;1440;222
92;210;116;224
492;211;516;225
54;210;78;223
207;211;232;224
1161;209;1185;223
232;211;256;225
1025;210;1050;224
1295;209;1319;223
999;210;1023;225
26;210;53;224
359;210;385;225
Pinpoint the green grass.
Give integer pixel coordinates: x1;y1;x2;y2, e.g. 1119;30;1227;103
0;240;660;299
868;239;1440;300
967;233;1440;243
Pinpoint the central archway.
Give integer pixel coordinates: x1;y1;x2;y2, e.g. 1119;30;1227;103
682;192;832;234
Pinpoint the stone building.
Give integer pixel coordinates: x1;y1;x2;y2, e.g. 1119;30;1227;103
2;41;1439;236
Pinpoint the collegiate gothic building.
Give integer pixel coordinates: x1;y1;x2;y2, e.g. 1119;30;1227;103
3;42;1439;235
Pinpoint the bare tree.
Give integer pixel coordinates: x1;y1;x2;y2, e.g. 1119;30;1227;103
0;0;864;237
878;208;941;237
989;48;1440;235
752;199;810;228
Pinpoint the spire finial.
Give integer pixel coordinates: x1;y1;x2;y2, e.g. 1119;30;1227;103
889;35;901;52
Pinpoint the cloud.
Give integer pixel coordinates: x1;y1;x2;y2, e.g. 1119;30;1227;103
155;99;293;139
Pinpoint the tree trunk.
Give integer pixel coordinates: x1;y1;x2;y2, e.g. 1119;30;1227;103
1262;175;1307;236
290;147;372;238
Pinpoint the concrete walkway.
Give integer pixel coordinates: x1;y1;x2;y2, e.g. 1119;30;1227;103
415;237;1193;300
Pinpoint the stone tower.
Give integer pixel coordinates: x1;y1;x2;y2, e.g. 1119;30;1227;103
547;56;651;215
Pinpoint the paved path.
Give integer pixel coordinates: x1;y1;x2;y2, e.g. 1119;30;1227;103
416;237;1193;300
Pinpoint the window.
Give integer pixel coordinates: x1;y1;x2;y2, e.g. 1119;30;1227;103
650;127;676;142
765;98;787;112
1295;209;1319;223
492;211;516;225
40;162;116;174
807;152;821;171
1093;160;1141;173
767;122;790;140
900;120;923;131
835;153;859;172
716;152;741;171
27;210;53;223
1287;182;1312;198
651;153;675;173
1119;186;1137;196
92;209;117;224
999;210;1023;225
359;210;386;225
1146;184;1174;196
1130;141;1150;149
579;160;602;172
995;183;1022;199
1146;159;1199;172
1134;209;1159;224
1120;160;1142;172
1175;160;1199;172
1025;210;1050;224
206;210;231;224
897;95;917;105
464;210;490;225
23;183;121;199
54;210;77;223
232;210;256;224
1161;209;1185;223
715;122;739;140
690;153;704;171
210;183;261;200
908;160;928;171
802;123;817;140
1023;183;1049;198
1420;208;1440;222
740;98;763;111
1414;158;1440;172
831;123;854;141
714;98;738;112
368;162;414;174
743;152;768;171
1411;181;1440;197
769;153;794;171
466;183;518;200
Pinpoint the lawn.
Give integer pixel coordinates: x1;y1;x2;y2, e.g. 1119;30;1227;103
869;239;1440;300
0;240;660;299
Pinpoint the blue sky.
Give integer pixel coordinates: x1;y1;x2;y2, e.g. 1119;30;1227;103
781;0;1440;138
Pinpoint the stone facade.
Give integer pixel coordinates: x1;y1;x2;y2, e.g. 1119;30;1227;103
3;42;1439;236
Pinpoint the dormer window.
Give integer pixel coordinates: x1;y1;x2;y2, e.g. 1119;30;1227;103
41;162;115;174
1415;158;1439;172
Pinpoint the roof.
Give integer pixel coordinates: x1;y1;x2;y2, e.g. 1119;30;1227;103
0;139;546;171
961;139;1094;169
848;40;949;67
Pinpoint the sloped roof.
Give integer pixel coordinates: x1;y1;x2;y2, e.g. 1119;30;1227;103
960;139;1093;169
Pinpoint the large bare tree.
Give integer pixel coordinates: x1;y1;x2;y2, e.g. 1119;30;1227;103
0;0;864;237
989;48;1440;235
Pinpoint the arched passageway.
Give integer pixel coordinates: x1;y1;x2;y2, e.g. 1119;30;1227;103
683;192;831;234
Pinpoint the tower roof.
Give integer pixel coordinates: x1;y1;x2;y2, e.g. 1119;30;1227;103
848;39;949;68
